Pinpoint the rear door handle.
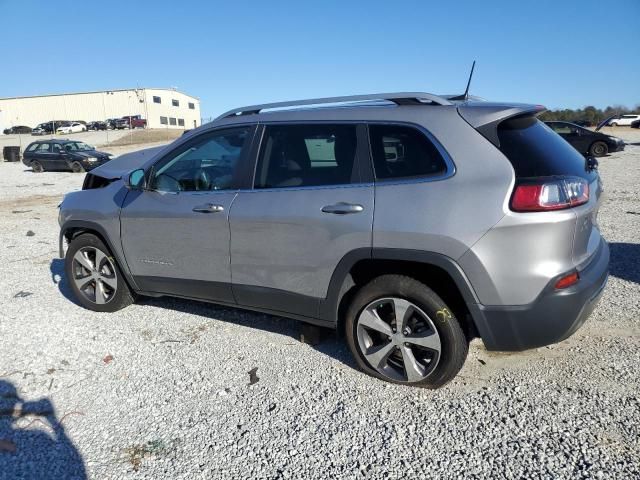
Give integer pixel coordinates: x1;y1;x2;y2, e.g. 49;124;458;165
192;203;224;213
321;202;364;215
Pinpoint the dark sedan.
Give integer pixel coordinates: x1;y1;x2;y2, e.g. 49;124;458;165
3;125;32;135
545;121;625;157
22;139;113;173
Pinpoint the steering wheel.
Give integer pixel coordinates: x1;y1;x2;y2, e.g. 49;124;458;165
194;169;211;191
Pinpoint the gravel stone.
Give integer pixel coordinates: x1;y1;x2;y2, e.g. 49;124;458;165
0;132;639;479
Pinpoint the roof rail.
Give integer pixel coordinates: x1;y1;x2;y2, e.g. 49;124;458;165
215;92;452;120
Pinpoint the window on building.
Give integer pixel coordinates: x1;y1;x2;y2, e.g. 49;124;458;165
153;96;161;104
169;118;177;126
160;116;168;125
369;125;447;180
254;124;358;189
172;99;179;107
178;119;185;127
188;102;195;110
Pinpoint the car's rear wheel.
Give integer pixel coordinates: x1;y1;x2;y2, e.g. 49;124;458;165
345;275;468;388
65;233;135;312
610;122;618;127
589;141;608;157
31;161;43;173
70;161;85;173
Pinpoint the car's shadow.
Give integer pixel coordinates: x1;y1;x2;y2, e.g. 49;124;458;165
608;242;640;284
49;259;356;368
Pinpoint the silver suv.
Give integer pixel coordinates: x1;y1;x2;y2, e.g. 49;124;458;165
58;93;609;388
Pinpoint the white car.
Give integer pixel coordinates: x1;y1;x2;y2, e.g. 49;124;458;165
608;114;640;127
56;122;87;134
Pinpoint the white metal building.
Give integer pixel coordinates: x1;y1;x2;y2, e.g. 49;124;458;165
0;88;201;131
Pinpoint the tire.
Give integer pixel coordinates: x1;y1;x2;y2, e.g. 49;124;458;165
65;233;135;312
610;122;618;127
345;275;468;389
70;161;85;173
31;161;44;173
589;141;608;157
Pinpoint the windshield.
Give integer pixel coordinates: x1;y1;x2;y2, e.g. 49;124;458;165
64;142;94;151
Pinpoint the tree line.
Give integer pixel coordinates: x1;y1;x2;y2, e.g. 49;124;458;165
539;105;639;124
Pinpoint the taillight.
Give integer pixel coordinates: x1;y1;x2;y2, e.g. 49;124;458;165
511;177;589;212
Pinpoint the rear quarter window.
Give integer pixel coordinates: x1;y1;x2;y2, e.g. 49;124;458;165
369;124;447;180
497;116;596;181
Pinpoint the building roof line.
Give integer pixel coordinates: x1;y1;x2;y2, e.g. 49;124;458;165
0;88;199;101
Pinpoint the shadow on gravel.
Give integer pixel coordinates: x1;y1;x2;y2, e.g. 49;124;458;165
0;380;86;479
49;258;357;368
140;296;358;369
50;259;79;306
608;242;640;284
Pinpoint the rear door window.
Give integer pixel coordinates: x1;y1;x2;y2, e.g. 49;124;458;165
368;125;447;180
254;124;358;189
497;116;596;180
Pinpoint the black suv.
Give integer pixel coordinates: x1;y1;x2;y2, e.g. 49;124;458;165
22;140;113;173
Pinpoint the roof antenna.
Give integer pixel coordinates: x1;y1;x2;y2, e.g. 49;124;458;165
450;61;476;101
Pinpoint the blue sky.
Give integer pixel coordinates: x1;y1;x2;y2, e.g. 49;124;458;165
2;0;638;118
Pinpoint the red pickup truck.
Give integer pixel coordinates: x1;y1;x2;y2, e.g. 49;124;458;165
116;115;147;129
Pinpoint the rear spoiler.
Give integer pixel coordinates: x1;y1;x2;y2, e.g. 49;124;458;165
457;102;546;147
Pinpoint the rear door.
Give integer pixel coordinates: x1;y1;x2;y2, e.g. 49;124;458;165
34;143;57;170
119;126;256;302
229;123;373;318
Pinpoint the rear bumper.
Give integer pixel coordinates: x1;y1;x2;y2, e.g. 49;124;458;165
471;239;609;351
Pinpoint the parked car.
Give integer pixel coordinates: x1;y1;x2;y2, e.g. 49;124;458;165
22;139;113;173
3;125;32;135
571;119;595;127
545;121;625;157
56;122;87;134
606;114;640;127
87;121;108;131
115;115;147;129
105;118;119;130
58;92;609;388
630;119;640;129
32;121;67;135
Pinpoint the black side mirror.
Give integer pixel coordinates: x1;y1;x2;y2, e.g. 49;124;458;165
126;168;146;190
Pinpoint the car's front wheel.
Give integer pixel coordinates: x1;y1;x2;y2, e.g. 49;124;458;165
589;141;609;157
345;275;468;388
610;122;618;127
65;233;135;312
70;161;85;173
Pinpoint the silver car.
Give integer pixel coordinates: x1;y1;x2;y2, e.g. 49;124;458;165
58;93;609;388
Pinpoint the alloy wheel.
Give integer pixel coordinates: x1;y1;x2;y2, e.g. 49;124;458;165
356;297;441;383
71;247;118;305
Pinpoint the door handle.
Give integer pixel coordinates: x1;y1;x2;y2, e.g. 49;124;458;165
192;203;224;213
321;202;364;215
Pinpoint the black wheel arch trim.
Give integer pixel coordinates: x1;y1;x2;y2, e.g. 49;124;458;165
59;220;139;290
320;247;483;325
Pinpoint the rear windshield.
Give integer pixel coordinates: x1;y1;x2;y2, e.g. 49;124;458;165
497;116;597;181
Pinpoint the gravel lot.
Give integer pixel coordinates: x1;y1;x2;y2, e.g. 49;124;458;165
0;130;639;479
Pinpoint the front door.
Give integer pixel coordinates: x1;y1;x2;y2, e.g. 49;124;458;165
229;123;374;318
120;125;255;303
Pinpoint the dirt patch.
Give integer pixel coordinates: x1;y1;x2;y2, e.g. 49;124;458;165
104;129;184;147
0;194;61;213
